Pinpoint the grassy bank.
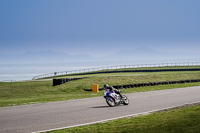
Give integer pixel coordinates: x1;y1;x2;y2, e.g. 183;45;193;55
49;104;200;133
1;71;200;107
42;65;200;79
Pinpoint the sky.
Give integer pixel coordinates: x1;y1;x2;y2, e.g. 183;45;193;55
0;0;200;57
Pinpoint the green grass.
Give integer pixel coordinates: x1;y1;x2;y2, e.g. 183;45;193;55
48;104;200;133
1;71;200;107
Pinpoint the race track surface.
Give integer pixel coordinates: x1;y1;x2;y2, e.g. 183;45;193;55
0;86;200;133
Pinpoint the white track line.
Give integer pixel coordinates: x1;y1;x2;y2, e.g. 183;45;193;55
33;101;200;133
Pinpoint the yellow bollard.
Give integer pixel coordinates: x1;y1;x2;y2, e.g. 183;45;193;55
92;84;99;93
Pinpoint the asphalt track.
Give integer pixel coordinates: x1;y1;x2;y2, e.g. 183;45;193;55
0;86;200;133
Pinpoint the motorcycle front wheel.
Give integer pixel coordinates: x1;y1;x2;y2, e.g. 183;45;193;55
122;95;129;105
106;96;115;107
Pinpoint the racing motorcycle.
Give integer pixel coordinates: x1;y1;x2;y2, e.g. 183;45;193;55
103;89;129;107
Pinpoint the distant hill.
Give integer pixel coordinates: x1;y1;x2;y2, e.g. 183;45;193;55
0;50;93;64
1;48;200;64
99;47;200;61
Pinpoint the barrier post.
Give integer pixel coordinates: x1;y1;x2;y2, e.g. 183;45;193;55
92;84;99;93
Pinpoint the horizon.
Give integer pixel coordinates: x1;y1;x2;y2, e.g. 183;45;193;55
1;60;200;82
1;46;200;65
0;0;200;57
2;46;200;57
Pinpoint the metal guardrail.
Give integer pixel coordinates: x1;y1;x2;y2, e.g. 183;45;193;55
0;80;17;82
32;62;200;80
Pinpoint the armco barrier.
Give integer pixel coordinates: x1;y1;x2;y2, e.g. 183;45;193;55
33;62;200;79
83;79;200;91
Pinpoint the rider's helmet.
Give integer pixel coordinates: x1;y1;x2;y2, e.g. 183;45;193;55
104;84;109;89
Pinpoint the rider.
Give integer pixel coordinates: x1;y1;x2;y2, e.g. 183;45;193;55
103;84;123;99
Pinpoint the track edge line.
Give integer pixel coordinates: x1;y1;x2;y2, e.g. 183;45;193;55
33;101;200;133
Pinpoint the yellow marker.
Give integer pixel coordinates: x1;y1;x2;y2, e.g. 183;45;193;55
92;84;99;93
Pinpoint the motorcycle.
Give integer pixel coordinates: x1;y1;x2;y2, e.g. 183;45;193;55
103;89;129;107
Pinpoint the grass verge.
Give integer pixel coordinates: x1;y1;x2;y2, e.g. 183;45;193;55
48;104;200;133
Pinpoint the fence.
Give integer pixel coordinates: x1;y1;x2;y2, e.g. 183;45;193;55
32;62;200;80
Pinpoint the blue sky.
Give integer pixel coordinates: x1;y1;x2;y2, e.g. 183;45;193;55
0;0;200;57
